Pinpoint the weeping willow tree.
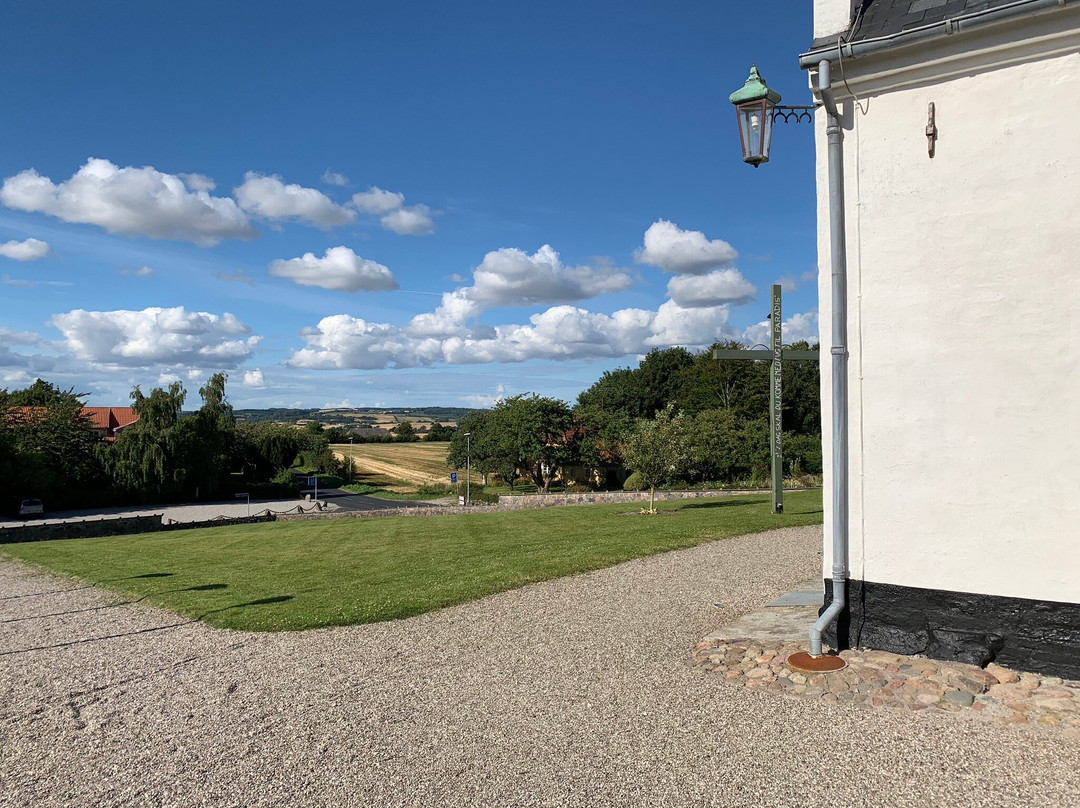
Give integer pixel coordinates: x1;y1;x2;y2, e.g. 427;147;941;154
107;382;192;501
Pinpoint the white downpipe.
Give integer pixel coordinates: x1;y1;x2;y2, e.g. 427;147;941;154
810;58;849;658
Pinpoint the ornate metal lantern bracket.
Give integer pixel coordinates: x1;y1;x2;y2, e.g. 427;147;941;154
772;105;815;124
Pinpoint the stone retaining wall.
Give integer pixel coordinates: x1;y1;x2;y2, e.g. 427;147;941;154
0;512;277;544
277;505;494;523
0;514;166;544
494;488;783;510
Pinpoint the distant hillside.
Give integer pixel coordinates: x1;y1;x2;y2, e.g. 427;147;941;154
233;406;474;425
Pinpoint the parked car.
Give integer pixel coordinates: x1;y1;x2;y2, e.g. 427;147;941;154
18;499;44;519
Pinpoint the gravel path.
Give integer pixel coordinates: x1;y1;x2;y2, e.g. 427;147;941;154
2;525;1078;807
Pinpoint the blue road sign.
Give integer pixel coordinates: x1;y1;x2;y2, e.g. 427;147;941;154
308;477;317;486
450;473;458;483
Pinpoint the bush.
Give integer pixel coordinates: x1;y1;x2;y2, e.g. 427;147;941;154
272;467;300;489
623;471;646;492
242;481;301;500
565;481;593;493
342;483;383;495
469;489;500;505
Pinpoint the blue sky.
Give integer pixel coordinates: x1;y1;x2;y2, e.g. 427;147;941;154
0;1;818;409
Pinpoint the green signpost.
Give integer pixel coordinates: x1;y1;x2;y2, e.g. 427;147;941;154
713;284;819;514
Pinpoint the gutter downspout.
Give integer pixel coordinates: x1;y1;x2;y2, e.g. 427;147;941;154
809;58;849;658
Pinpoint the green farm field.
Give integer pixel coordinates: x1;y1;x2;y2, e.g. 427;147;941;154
2;491;822;632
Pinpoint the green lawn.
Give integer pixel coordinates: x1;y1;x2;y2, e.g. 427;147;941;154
1;491;822;632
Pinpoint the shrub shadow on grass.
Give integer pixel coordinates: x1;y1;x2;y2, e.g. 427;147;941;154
680;500;762;510
198;594;293;620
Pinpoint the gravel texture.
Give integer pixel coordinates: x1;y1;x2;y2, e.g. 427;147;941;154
2;524;1079;807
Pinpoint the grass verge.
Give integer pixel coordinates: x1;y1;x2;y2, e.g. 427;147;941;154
1;491;822;632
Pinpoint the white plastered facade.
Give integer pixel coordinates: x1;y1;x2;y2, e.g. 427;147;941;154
813;5;1080;603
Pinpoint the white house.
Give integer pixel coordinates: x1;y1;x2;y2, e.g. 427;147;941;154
802;0;1080;677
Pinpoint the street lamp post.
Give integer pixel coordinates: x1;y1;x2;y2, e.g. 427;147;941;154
464;432;471;507
349;437;354;483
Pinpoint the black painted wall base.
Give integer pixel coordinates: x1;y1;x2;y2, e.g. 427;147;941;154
822;579;1080;680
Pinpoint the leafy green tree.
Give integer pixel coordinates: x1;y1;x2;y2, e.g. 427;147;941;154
237;421;301;479
489;395;575;492
571;402;633;486
107;382;192;501
424;422;454;442
447;410;517;487
672;341;769;419
0;379;104;510
623;405;693;513
576;367;645;422
189;372;236;498
635;347;695;417
395;420;417;442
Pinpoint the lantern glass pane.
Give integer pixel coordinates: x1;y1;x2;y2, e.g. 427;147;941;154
760;103;775;162
738;105;763;162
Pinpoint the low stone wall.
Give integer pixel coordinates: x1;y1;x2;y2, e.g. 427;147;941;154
0;512;278;544
159;514;277;532
277;505;493;523
494;488;774;510
0;514;166;544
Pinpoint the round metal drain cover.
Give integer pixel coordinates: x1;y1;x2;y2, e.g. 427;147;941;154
787;651;847;673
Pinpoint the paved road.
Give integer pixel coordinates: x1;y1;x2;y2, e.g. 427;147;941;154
293;472;431;512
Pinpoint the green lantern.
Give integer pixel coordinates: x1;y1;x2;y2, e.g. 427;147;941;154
729;65;782;167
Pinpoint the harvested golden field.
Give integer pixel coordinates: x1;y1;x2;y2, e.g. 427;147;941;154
331;442;466;491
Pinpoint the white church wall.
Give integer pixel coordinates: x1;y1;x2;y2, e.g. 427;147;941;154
816;40;1080;605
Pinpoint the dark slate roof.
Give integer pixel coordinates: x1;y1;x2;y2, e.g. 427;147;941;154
808;0;1031;50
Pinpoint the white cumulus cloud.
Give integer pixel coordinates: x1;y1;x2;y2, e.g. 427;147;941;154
0;158;256;246
179;173;216;192
234;173;355;228
350;186;435;235
351;187;405;214
117;265;154;277
471;244;632;306
380;205;435;235
406;245;632;337
742;311;820;348
635;219;738;275
243;369;266;387
289;299;738;371
321;170;349;186
268;246;399;293
666;268;756;308
0;238;49;261
49;306;259;368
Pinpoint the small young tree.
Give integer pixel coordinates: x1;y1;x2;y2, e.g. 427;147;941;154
623;405;692;513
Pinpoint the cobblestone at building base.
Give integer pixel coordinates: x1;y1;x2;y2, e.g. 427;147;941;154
692;638;1080;734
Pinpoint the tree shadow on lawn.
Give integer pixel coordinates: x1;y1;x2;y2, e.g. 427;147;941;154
198;594;293;621
680;500;764;510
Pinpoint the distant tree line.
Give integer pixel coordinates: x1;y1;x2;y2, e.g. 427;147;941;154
446;342;822;493
0;374;466;514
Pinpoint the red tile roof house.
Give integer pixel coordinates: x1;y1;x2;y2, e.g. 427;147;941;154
81;407;139;442
6;406;139;442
